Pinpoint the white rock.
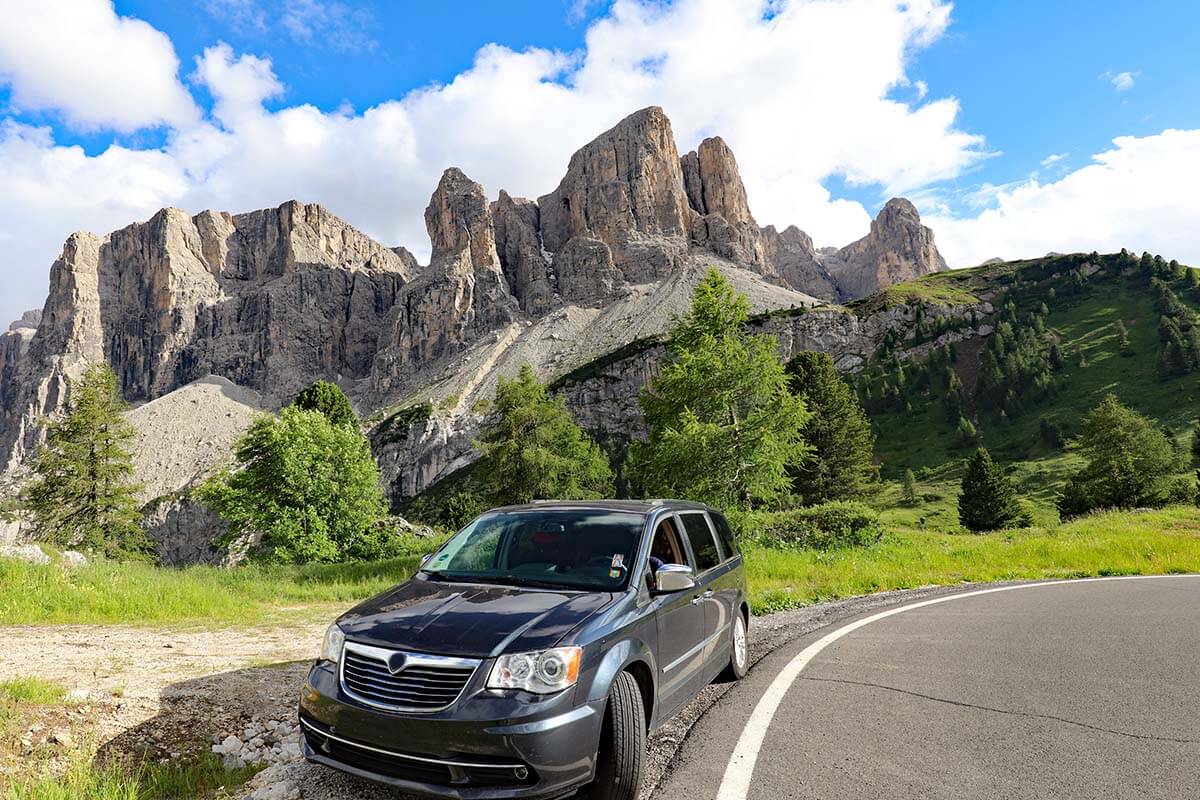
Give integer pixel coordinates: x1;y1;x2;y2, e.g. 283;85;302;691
60;550;88;567
0;543;49;565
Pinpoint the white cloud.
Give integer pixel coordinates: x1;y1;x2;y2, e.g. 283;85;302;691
0;0;993;324
0;0;198;132
1104;70;1132;91
281;0;377;52
930;129;1200;267
1040;152;1067;167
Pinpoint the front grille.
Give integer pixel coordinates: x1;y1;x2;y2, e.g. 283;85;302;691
300;715;534;788
340;642;478;712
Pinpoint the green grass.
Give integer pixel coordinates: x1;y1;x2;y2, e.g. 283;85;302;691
5;753;260;800
0;555;421;626
0;679;67;706
746;505;1200;614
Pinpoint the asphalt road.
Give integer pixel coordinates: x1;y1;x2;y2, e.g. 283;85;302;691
654;576;1200;800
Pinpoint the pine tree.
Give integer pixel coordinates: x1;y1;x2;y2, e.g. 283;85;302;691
293;380;358;427
1192;422;1200;467
786;351;878;504
630;269;810;509
477;364;612;505
1115;320;1134;356
957;416;978;447
902;468;918;505
958;447;1024;532
1058;394;1189;517
15;364;147;557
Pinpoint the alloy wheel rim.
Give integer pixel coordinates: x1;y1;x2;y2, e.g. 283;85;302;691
734;615;747;668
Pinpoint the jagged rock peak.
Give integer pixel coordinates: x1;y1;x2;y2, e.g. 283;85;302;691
8;310;41;332
681;136;755;226
537;106;691;287
425;167;499;268
824;197;947;298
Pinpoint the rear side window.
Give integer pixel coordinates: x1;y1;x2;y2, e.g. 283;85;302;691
679;513;720;571
710;512;738;559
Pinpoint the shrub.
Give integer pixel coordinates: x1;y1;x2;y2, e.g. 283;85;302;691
734;502;884;550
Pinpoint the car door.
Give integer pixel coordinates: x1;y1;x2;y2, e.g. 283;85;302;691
649;514;706;715
677;511;726;666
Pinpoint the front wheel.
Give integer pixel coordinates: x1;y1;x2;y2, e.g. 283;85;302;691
584;671;645;800
722;611;749;681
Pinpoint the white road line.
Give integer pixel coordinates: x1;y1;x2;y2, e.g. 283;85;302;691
715;574;1200;800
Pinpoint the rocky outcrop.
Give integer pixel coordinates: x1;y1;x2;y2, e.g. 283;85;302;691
370;169;521;397
538;107;693;299
824;198;948;298
492;191;555;315
0;203;412;471
682;136;764;268
760;225;838;301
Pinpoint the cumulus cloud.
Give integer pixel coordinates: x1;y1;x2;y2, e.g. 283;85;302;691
0;0;198;132
929;129;1200;268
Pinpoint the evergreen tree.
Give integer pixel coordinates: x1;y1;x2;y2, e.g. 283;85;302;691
477;364;612;505
1192;422;1200;467
630;269;810;509
14;364;146;557
293;380;357;427
957;447;1025;532
957;416;978;447
1058;395;1190;517
901;468;918;505
1048;343;1065;371
1115;320;1134;356
199;407;388;563
786;351;878;504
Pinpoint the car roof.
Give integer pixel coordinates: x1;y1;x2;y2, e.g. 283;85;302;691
486;499;715;515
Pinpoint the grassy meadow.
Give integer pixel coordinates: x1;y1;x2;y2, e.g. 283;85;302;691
4;503;1200;625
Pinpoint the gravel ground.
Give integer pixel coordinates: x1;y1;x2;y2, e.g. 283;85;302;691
127;374;272;503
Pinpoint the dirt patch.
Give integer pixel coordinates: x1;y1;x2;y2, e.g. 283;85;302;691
0;620;325;789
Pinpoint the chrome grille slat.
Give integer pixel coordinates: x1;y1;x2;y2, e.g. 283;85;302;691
339;641;480;713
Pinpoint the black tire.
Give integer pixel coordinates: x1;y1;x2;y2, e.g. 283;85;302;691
720;610;749;682
584;670;645;800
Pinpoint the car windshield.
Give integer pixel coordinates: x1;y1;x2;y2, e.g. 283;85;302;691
421;509;646;591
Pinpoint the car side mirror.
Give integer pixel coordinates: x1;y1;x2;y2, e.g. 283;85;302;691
654;564;696;593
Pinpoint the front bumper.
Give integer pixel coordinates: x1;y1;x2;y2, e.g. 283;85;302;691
299;661;607;799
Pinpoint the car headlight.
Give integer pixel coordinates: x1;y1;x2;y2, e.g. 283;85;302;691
320;622;345;664
487;647;582;694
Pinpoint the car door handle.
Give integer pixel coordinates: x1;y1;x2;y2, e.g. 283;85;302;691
691;591;714;605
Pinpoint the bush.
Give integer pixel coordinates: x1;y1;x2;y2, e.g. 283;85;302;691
732;502;884;550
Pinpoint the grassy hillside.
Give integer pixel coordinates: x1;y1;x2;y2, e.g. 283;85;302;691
865;251;1200;525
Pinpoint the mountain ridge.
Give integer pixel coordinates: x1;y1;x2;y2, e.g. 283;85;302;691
0;106;950;499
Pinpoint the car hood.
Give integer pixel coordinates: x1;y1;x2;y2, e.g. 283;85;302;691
337;577;615;658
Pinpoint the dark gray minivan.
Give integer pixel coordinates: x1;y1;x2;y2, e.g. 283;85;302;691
298;499;749;799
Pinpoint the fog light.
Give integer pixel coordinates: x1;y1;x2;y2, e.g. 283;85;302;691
514;766;529;780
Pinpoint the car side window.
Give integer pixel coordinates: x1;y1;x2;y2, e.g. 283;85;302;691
709;512;738;560
679;513;720;572
649;518;686;567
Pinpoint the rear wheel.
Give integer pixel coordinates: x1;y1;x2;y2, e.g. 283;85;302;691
721;611;749;681
584;671;645;800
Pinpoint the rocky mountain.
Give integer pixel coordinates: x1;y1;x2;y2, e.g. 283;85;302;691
823;198;948;298
0;106;951;538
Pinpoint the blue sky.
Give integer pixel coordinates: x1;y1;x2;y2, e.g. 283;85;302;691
1;0;1199;326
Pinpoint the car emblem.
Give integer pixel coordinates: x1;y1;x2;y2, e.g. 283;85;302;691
386;652;408;674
